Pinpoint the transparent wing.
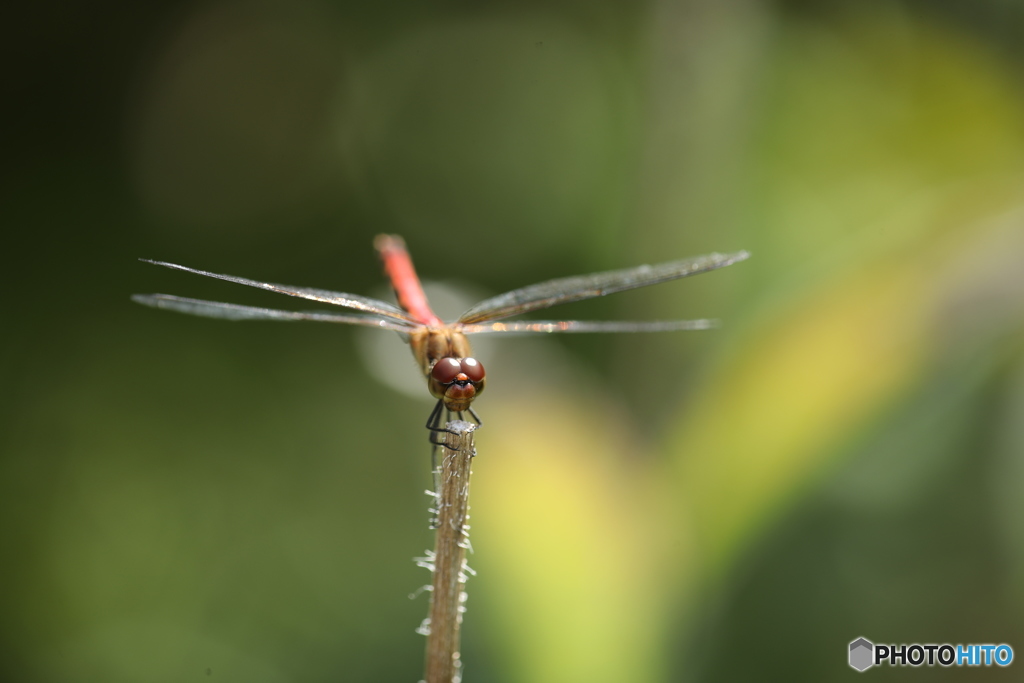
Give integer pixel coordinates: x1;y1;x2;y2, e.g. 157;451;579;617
458;250;749;324
140;259;415;324
458;319;718;335
132;294;415;332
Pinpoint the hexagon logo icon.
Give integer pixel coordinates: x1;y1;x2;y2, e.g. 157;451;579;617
849;637;874;671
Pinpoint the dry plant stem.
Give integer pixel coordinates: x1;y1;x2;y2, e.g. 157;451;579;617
424;421;476;683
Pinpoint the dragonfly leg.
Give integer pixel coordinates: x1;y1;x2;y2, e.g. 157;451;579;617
468;406;484;427
425;399;460;438
426;399;460;452
424;398;443;432
426;404;459;529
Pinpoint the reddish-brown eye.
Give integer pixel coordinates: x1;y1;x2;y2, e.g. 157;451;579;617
431;357;462;384
460;357;485;382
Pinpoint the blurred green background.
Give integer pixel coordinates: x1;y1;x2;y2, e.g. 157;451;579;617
5;0;1024;681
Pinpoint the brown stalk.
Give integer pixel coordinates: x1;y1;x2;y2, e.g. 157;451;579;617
420;421;477;683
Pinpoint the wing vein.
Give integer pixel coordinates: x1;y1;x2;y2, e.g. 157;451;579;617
457;251;749;324
132;294;414;331
140;259;416;324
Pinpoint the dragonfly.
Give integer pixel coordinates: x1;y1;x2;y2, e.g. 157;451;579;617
134;235;749;450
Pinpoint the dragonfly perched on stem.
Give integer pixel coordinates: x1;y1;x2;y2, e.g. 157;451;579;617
133;235;749;453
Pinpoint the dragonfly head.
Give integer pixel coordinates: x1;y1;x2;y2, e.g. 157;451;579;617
428;356;486;412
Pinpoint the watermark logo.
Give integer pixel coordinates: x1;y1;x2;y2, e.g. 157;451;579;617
849;638;874;672
849;637;1013;671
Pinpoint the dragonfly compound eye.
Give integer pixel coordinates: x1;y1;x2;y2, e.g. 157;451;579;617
460;357;485;383
431;357;463;384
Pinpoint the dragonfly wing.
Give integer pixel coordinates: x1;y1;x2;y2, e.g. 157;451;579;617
457;250;749;324
458;319;719;335
132;294;415;331
140;259;415;324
